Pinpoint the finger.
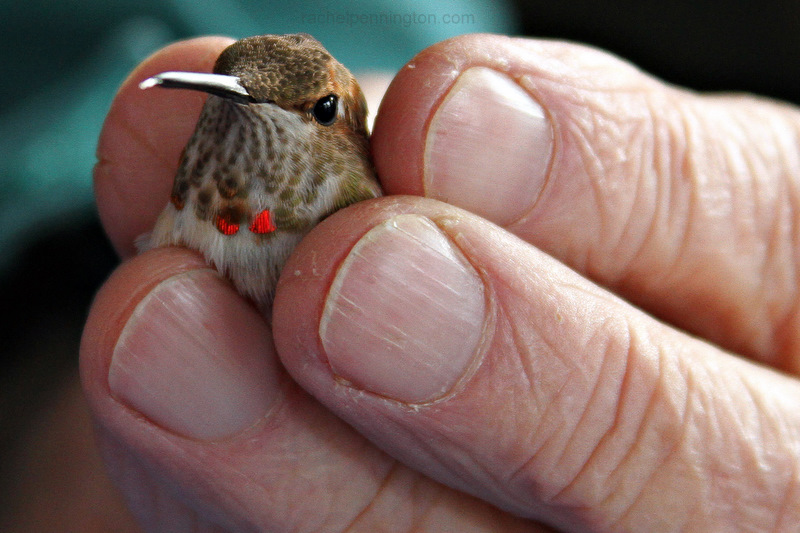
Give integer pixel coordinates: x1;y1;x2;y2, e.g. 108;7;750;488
80;248;538;532
94;36;234;258
274;196;800;532
371;34;800;370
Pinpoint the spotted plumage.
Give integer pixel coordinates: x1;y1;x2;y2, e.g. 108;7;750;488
138;34;381;310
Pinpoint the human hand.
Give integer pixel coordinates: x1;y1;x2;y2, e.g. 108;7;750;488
82;34;800;531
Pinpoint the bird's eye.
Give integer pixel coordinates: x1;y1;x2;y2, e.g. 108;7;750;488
312;94;338;125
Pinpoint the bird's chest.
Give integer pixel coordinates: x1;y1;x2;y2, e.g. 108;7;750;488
172;110;330;239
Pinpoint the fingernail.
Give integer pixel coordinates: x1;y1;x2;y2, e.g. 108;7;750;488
424;67;553;226
320;214;487;404
109;270;277;440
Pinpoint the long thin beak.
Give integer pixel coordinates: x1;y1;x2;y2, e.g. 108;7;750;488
139;72;253;104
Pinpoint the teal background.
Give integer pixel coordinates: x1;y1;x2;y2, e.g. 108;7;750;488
0;0;516;271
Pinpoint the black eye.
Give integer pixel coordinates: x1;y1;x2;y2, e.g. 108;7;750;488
312;94;338;125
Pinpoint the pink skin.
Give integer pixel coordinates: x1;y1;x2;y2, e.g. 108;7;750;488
76;34;800;531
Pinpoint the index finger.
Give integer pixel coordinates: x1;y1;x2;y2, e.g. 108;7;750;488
372;34;800;370
94;37;234;257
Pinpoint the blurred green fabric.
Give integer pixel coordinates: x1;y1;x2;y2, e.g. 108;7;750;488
0;0;515;271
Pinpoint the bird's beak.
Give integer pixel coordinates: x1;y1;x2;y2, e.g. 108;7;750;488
139;72;253;104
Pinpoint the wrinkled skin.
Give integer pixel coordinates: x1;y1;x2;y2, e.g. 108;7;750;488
76;34;800;532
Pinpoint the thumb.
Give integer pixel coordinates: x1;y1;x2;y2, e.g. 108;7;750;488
273;196;800;531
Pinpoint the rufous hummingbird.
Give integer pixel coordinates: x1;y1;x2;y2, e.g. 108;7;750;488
138;34;382;311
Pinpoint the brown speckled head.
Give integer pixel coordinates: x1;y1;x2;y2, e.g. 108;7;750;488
213;34;366;130
213;34;326;101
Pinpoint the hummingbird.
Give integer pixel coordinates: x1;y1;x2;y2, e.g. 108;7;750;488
138;34;382;311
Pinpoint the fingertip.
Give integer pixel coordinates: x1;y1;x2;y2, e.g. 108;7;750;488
372;34;526;197
82;243;282;442
95;37;234;257
370;39;461;198
273;197;430;383
272;199;399;375
371;34;654;227
273;196;496;405
80;247;210;404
